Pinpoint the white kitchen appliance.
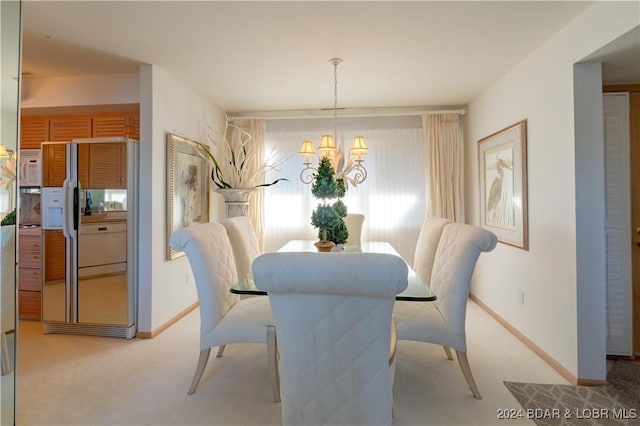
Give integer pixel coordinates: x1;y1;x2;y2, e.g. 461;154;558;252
40;137;138;339
41;187;65;229
18;149;41;187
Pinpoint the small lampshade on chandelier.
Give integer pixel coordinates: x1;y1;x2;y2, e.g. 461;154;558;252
0;145;10;158
299;58;368;188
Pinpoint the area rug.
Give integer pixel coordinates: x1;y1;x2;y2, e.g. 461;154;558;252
504;360;640;425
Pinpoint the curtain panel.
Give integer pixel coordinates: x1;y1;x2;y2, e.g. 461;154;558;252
422;114;464;221
228;119;266;250
264;119;425;261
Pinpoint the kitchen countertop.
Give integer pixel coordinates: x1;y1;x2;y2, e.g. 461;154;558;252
18;226;42;235
81;213;127;224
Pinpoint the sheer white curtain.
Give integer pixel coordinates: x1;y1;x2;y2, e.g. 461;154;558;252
0;191;10;215
264;117;425;261
423;114;464;221
228;119;266;249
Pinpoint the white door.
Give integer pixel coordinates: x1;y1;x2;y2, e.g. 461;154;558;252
603;93;633;355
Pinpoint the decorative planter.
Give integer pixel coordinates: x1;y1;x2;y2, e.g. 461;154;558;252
314;240;335;253
215;188;257;218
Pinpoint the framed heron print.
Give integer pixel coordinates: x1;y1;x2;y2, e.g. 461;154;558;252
478;120;528;250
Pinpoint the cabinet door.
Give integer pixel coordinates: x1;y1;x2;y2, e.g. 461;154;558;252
18;291;41;321
126;113;140;141
89;143;126;188
77;144;90;187
21;117;49;149
42;143;67;187
49;117;92;141
92;112;140;140
18;234;42;269
44;230;66;281
19;269;42;292
92;114;128;137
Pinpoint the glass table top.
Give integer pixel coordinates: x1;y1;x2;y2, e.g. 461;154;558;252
231;240;436;301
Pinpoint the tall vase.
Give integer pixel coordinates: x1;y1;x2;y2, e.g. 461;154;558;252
215;188;257;218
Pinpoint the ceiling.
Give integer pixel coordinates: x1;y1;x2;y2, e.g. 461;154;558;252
20;1;640;114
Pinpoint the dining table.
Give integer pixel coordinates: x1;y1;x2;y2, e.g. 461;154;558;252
230;240;436;301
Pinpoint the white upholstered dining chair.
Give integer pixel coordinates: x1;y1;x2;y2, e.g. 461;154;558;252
253;252;408;426
344;213;365;244
394;222;497;399
413;216;452;286
220;216;261;286
169;222;280;401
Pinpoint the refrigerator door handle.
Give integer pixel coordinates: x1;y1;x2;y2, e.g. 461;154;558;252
73;186;79;231
62;178;71;239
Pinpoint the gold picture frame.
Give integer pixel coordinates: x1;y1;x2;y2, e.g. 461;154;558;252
478;120;528;250
166;133;210;260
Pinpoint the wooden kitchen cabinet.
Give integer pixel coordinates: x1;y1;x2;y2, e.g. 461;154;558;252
18;229;42;320
92;113;139;140
48;117;92;141
44;230;66;282
41;141;125;189
20;117;49;149
88;143;126;188
20;111;139;149
42;143;67;187
18;292;41;321
92;114;127;137
78;144;89;186
127;114;140;141
42;142;90;187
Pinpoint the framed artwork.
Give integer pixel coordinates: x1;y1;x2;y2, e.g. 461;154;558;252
166;133;210;260
478;120;528;250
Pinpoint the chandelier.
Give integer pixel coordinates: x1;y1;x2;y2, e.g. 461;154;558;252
299;58;368;188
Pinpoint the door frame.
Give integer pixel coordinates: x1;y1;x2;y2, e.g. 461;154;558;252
604;84;640;357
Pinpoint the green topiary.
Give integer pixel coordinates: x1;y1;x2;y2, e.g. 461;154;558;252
324;214;348;244
311;157;339;199
332;199;347;217
1;209;16;226
310;157;348;245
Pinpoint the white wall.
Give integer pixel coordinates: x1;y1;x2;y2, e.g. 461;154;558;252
573;62;607;381
138;65;226;333
21;74;139;108
464;2;639;380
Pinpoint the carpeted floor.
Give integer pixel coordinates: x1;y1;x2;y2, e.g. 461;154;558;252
18;300;571;425
505;360;640;426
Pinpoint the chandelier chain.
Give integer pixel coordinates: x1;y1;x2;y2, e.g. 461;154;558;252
299;57;368;188
333;59;338;143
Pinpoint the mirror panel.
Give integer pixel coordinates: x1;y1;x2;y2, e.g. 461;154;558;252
0;0;21;423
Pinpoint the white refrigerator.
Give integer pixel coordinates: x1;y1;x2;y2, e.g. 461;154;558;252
40;137;138;339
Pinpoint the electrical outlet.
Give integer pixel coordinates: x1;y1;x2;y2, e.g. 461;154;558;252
519;290;525;305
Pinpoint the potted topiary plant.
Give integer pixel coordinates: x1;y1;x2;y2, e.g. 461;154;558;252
310;156;348;252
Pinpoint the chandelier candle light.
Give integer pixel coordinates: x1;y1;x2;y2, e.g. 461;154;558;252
299;58;368;189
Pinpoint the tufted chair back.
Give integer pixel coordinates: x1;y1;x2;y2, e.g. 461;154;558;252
344;213;365;244
170;222;240;341
220;216;261;282
413;217;452;286
430;223;497;351
253;252;408;426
